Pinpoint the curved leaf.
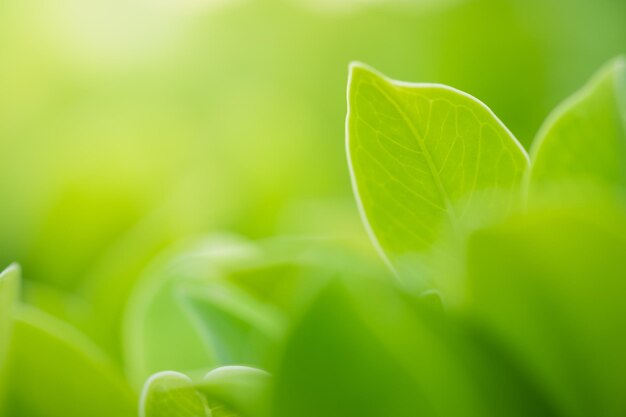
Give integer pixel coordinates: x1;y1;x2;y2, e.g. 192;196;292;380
5;306;135;417
178;281;283;369
529;56;626;193
346;63;528;290
124;235;377;387
0;264;19;413
140;371;209;417
197;366;271;417
124;235;259;387
140;367;270;417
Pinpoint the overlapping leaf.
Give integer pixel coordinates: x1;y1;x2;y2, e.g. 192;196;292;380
124;235;382;387
141;367;270;417
141;372;209;417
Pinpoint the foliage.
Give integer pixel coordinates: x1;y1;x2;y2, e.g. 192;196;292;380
0;1;625;416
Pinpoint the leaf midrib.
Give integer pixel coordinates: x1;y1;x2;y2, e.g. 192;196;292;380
373;82;460;229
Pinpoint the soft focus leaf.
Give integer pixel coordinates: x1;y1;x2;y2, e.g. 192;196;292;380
0;264;19;413
5;306;135;417
464;197;626;417
529;57;626;193
179;282;283;368
140;371;209;417
272;278;554;417
198;366;271;417
346;63;528;290
123;236;273;386
140;367;270;417
124;235;378;387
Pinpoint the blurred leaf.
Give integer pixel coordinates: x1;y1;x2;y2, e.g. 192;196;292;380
529;56;626;193
272;278;553;417
140;371;209;417
123;236;250;388
198;366;271;417
0;264;19;413
5;306;135;417
179;281;283;368
346;63;528;290
124;235;377;387
124;235;292;387
464;197;626;417
140;367;270;417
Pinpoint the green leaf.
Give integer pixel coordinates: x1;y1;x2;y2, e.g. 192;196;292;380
140;371;210;417
140;367;270;417
528;57;626;193
346;63;528;290
272;278;553;417
464;197;626;417
0;264;20;413
123;235;258;388
178;281;283;368
124;235;291;388
197;366;271;417
5;306;136;417
124;235;376;387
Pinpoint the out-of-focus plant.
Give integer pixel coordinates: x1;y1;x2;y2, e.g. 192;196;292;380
0;0;625;415
138;57;625;417
280;55;625;417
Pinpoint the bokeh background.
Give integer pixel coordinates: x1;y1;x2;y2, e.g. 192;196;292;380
0;0;624;356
